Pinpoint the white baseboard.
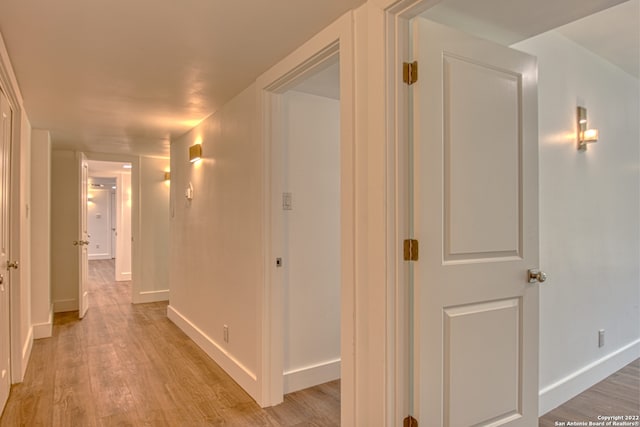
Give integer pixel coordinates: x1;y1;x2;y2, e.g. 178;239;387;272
20;327;33;382
33;304;53;339
53;298;78;313
88;253;111;261
284;358;341;394
539;339;640;415
167;305;258;401
116;272;131;282
133;289;169;304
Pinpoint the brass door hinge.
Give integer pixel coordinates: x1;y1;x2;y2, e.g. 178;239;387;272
403;239;419;261
404;415;418;427
403;61;418;85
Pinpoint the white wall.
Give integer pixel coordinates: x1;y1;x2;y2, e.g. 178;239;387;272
51;150;79;312
168;83;262;400
87;187;112;260
30;129;51;339
281;91;341;393
137;156;170;301
513;32;640;414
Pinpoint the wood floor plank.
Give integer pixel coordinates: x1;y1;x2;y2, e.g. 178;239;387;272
0;259;340;426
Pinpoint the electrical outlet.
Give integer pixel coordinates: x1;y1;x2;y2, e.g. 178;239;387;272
598;329;605;348
223;325;229;343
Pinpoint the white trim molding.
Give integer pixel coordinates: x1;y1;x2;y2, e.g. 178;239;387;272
284;358;341;394
33;304;53;339
53;298;78;313
167;305;259;401
88;254;112;261
20;327;33;381
539;339;640;415
134;289;169;304
115;271;132;282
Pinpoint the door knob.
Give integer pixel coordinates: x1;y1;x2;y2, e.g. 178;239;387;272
6;261;18;270
528;269;547;283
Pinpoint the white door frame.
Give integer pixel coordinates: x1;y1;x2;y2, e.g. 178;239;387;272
84;153;140;303
256;11;355;423
110;190;116;259
380;0;542;424
0;46;30;384
377;0;459;424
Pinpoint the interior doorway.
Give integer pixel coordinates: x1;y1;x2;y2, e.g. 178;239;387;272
259;13;355;421
87;177;116;261
279;59;342;395
86;160;132;285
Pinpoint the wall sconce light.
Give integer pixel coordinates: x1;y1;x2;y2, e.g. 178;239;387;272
577;106;599;151
164;172;171;181
189;144;202;163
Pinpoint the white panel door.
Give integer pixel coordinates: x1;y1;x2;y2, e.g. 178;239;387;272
412;18;541;426
0;89;12;411
78;153;89;318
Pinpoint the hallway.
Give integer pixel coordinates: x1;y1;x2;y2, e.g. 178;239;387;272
0;260;340;426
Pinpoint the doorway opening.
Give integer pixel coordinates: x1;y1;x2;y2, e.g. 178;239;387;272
259;13;354;422
86;161;132;283
279;58;342;397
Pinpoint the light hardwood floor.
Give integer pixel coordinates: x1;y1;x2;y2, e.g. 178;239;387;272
0;260;340;426
539;358;640;426
1;260;637;426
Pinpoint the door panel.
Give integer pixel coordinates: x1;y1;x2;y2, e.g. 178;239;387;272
412;18;539;426
443;55;522;260
79;153;89;318
0;89;12;410
444;299;521;426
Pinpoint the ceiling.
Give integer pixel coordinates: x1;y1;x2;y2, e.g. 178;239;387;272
88;160;131;178
557;0;639;78
422;0;636;75
0;0;634;158
0;0;364;157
